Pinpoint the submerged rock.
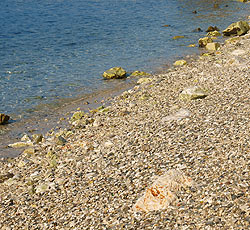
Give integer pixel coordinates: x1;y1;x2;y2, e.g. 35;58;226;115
179;86;208;100
174;60;187;66
206;42;220;51
223;21;250;36
198;37;213;47
133;169;193;212
172;35;185;40
103;67;127;79
0;113;10;125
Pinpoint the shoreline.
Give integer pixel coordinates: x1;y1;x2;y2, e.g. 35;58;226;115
1;17;250;228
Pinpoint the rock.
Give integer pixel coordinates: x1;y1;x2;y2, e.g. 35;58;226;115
162;108;191;122
237;0;248;2
174;60;187;66
9;142;33;148
187;44;196;47
193;28;203;32
207;31;221;37
21;134;31;142
206;26;220;32
129;71;151;77
133;169;193;212
205;42;220;51
137;77;153;84
23;148;35;155
225;37;241;44
71;111;85;122
56;136;67;145
32;134;43;143
103;67;127;79
0;173;14;183
223;21;250;36
231;49;246;56
179;86;208;100
172;35;185;40
198;37;213;47
0;113;10;125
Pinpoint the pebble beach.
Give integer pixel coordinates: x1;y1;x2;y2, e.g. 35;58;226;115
1;21;250;229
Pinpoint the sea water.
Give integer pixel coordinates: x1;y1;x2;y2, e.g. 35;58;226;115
0;0;249;118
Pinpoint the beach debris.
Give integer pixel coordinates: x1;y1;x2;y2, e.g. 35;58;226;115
162;108;191;122
223;21;250;36
173;35;185;40
137;77;153;84
103;67;127;79
207;31;221;37
129;71;151;77
162;24;170;27
206;26;220;32
0;113;10;125
206;42;220;51
179;86;208;100
133;169;193;212
198;37;213;47
174;60;187;66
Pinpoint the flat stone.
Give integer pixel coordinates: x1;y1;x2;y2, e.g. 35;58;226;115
205;42;220;51
179;86;208;100
174;60;187;66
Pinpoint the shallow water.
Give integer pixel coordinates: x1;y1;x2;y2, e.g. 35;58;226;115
0;0;249;157
1;0;249;118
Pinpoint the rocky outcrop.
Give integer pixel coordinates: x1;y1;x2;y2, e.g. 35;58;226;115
223;21;250;36
0;113;10;125
198;37;213;47
103;67;127;79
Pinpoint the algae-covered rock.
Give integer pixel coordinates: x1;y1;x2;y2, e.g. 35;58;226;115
174;60;187;66
0;113;10;125
130;71;151;77
237;0;248;2
71;111;85;122
137;77;153;84
172;35;185;40
103;67;127;79
205;42;220;51
223;21;250;36
179;86;208;100
207;31;221;37
198;37;213;47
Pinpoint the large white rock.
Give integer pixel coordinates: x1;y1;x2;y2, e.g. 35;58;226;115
133;169;193;212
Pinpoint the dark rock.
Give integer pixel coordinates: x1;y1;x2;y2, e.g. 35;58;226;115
193;27;203;32
206;26;220;32
0;113;10;125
